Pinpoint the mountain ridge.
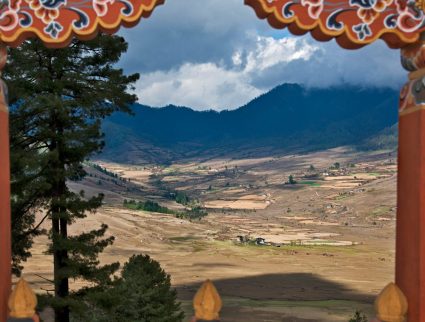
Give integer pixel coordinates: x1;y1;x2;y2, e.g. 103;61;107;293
101;83;399;164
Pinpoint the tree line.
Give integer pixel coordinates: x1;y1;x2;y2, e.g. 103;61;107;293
123;199;208;221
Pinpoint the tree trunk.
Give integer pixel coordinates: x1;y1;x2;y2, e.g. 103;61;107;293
52;202;70;321
50;108;70;322
52;181;70;322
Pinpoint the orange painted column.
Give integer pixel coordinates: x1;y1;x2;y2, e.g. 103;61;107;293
0;45;10;322
397;41;425;321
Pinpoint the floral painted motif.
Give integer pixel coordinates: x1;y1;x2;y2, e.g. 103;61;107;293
26;0;64;24
395;0;425;33
300;0;323;19
93;0;115;16
0;0;163;46
351;0;393;24
245;0;425;48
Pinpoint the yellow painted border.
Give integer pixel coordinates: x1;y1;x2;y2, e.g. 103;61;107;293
400;105;425;116
0;0;164;48
409;68;425;80
245;0;421;48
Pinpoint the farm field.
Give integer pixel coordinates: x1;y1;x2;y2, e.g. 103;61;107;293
22;147;397;321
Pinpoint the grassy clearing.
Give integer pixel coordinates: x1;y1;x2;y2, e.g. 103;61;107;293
275;244;360;255
179;298;374;321
370;206;392;217
232;240;361;255
299;181;322;187
221;298;372;310
168;236;207;252
192;242;207;252
334;193;351;201
169;236;200;242
367;173;381;177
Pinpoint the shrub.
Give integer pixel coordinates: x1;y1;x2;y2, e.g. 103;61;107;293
349;310;368;322
185;207;208;220
175;192;190;205
287;175;297;185
79;255;184;322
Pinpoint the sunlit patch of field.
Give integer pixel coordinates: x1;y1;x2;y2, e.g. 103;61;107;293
204;195;271;210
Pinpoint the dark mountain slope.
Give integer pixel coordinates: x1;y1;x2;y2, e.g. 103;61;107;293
101;84;398;164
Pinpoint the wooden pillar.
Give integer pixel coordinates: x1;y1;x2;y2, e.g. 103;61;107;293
0;44;10;322
397;40;425;321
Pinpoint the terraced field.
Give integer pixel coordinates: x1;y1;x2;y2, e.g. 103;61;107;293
21;147;397;321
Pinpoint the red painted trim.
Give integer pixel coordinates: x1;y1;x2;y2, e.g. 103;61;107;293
396;109;425;321
0;0;164;48
0;106;11;321
245;0;425;49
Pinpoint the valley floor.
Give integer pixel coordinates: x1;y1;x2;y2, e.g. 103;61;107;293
21;147;397;321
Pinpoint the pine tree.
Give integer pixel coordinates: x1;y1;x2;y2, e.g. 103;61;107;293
9;119;50;275
5;35;139;322
81;255;184;322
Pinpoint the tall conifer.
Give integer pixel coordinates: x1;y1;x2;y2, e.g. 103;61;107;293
5;35;139;322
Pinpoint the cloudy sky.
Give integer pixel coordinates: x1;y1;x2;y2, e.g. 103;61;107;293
118;0;405;111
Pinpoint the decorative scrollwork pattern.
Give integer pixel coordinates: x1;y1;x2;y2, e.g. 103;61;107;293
245;0;425;48
399;42;425;115
0;0;163;47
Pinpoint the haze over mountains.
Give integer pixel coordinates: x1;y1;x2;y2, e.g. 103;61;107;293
101;84;398;164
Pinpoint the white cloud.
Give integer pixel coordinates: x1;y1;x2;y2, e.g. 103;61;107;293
135;62;262;111
135;35;317;110
119;0;269;73
244;37;319;72
134;34;404;111
232;51;243;66
248;36;405;90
